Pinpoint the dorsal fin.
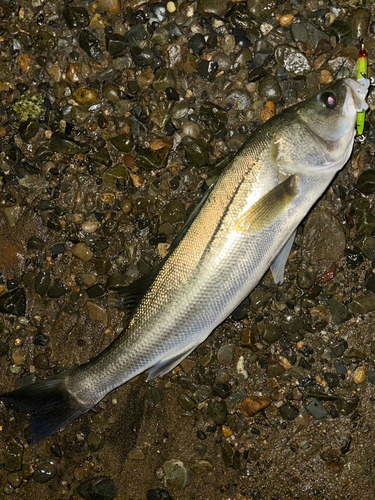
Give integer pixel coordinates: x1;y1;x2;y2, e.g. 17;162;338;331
115;181;216;314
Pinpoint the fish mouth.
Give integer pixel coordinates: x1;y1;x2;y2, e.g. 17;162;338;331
343;77;369;115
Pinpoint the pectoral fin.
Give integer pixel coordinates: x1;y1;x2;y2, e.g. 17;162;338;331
270;229;296;284
234;175;298;233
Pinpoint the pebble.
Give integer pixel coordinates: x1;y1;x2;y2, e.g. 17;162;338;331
4;439;24;472
302;210;345;266
260;101;276;123
0;288;26;317
82;221;98;233
71;243;93;262
66;63;81;83
97;0;121;14
79;30;103;61
163;460;192;490
63;5;89;29
357;170;375;195
34;269;51;295
279;402;299;420
217;344;236;364
197;0;228;16
353;366;367;384
32;461;57;483
147;489;173;500
274;44;311;75
177;392;197;410
207;400;227;425
86;302;108;326
153;69;176;92
258;76;281;102
305;400;328;420
135;148;170;171
240;396;271;417
128;448;145;460
319;69;334;85
161;200;186;223
78;477;118;500
279;14;294;27
18;53;32;73
73;87;100;106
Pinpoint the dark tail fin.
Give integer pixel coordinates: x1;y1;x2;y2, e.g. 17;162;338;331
1;378;89;443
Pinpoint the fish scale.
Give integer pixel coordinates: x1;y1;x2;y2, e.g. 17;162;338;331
0;78;369;442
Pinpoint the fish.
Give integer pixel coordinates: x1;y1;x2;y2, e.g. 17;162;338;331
0;77;369;443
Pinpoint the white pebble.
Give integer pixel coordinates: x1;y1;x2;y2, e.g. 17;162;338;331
167;1;176;13
82;220;98;233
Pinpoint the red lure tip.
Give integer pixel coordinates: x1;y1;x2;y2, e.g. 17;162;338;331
359;48;367;58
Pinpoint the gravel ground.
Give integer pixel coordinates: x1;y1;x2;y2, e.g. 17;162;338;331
0;0;375;499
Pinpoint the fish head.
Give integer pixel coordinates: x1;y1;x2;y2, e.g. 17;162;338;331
275;78;369;177
297;78;369;142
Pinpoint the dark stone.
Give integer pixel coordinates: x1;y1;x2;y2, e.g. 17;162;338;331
212;382;230;399
197;430;207;440
331;341;347;357
48;284;66;298
4;438;24;472
188;33;206;55
357;170;375;195
106;34;128;58
63;6;89;29
34;333;49;346
0;289;26;317
324;372;340;388
328;298;351;325
368;368;375;385
185;140;209;168
79;30;103;62
199;102;227;132
165;87;179;101
34;270;51;295
78;476;118;500
231;297;249;320
19;120;39;141
207;400;227;425
51;243;66;255
147;489;172;500
87;284;106;298
336;396;359;416
110;133;134;153
50;132;89;155
199;60;218;80
135;148;169;170
279;402;299;420
345;249;363;269
222;441;241;469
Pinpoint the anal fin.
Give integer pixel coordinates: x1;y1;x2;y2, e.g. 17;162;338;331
270;229;296;285
147;346;198;380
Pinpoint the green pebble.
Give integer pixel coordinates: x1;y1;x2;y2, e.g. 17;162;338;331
185;140;209;168
135;148;169;171
153;68;176;92
161;200;186;223
177;392;197;410
207;400;227;425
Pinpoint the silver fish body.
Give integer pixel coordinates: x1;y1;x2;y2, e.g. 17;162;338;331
0;78;369;442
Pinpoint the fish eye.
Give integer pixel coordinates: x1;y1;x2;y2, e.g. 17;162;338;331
317;91;337;109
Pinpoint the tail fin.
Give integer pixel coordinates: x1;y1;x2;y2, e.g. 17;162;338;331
1;378;89;443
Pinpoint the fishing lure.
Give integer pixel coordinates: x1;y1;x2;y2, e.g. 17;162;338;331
356;41;368;136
